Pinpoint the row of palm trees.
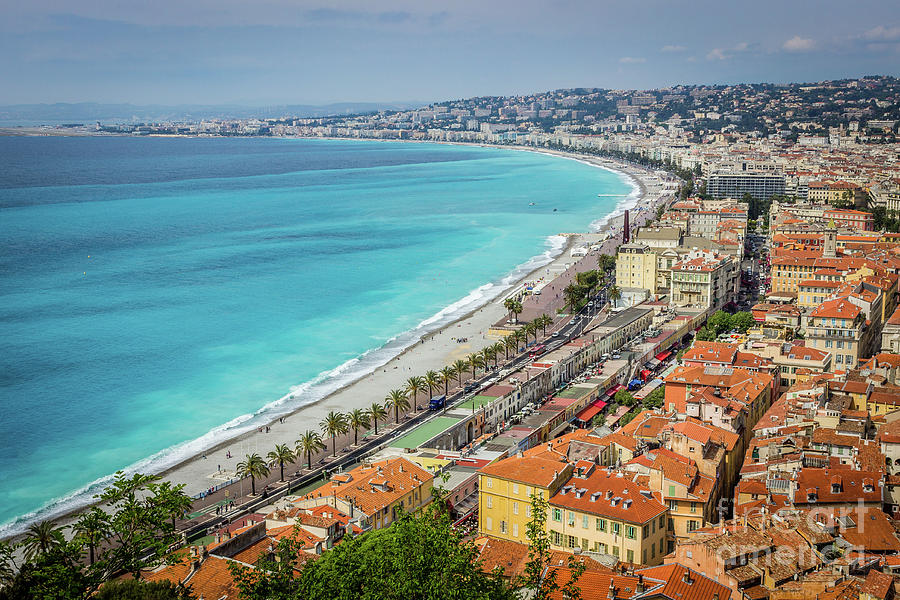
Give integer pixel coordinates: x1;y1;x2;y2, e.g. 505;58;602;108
234;313;557;495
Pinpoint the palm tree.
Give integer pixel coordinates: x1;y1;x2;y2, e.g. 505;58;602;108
369;401;388;435
492;342;505;366
511;300;523;323
503;334;517;359
386;388;411;424
482;346;496;370
439;365;456;396
466;353;484;380
267;443;296;482
236;453;270;496
72;508;107;566
503;297;516;322
347;408;371;446
514;328;528;349
296;430;326;470
453;359;468;384
405;376;425;411
539;314;553;336
524;321;537;343
22;521;62;561
423;370;441;402
609;285;621;306
320;411;349;456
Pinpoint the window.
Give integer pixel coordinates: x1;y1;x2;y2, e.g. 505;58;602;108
486;517;493;531
552;508;562;522
598;519;607;532
643;524;649;538
513;523;518;538
668;500;677;511
486;496;492;509
526;505;532;518
688;520;698;532
625;526;636;539
690;502;697;513
512;483;519;495
651;544;656;559
568;512;576;527
659;515;666;529
613;522;621;536
582;515;589;529
582;538;589;551
660;539;665;553
668;485;676;496
552;530;562;545
512;502;518;515
643;549;647;564
567;535;577;549
612;546;620;557
485;478;492;489
500;520;508;534
627;549;634;563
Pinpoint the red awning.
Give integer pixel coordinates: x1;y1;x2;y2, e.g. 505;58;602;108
576;404;604;422
606;384;625;397
641;369;652;379
576;399;609;422
655;351;672;361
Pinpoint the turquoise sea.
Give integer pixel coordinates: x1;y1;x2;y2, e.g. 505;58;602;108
0;137;632;535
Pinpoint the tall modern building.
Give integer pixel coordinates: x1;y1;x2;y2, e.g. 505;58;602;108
707;169;786;201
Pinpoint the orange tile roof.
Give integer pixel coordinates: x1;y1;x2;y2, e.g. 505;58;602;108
637;563;733;600
302;457;432;517
479;455;570;489
550;469;666;524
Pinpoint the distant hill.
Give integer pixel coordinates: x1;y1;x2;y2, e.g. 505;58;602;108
0;101;427;125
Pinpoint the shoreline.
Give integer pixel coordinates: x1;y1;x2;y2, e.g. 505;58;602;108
0;138;665;540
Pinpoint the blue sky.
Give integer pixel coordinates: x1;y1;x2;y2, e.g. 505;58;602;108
2;0;899;105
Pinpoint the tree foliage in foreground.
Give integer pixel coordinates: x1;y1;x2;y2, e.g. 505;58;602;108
229;493;514;600
0;472;193;600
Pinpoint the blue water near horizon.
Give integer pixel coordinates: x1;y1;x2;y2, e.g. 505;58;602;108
0;136;632;535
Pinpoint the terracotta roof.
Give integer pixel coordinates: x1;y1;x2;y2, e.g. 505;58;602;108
479;455;569;489
636;563;733;600
859;569;894;600
809;297;861;320
550;469;667;524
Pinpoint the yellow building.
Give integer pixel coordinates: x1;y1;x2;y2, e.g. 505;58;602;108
478;456;572;543
547;462;668;565
616;243;658;293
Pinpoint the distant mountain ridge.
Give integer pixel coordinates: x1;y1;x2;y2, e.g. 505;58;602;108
0;101;427;124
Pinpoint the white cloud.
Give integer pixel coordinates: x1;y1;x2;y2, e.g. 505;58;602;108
661;44;686;53
783;35;815;51
619;56;646;64
706;41;754;61
863;25;900;41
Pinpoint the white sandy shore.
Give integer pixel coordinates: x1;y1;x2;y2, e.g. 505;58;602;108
1;142;668;539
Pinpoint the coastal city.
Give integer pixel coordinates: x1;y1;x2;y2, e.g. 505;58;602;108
5;74;900;599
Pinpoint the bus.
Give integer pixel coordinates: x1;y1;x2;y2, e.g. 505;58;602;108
529;344;547;359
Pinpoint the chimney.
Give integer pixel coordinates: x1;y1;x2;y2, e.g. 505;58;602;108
636;574;645;593
607;580;617;599
683;570;694;584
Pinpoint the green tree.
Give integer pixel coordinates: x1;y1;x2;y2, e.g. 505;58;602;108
347;408;371;446
386;389;410;424
236;453;271;496
503;297;518;323
467;353;484;380
598;254;616;272
453;359;469;384
72;508;108;566
643;386;665;410
295;504;514;600
296;430;326;470
510;299;523;324
320;411;349;456
93;579;195;599
368;402;388;436
731;311;756;333
707;310;733;335
503;334;517;359
695;326;717;341
21;520;63;561
423;370;441;402
405;375;425;410
608;285;621;306
482;346;497;370
563;283;581;310
439;366;456;396
98;473;193;580
267;444;296;482
614;388;636;406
